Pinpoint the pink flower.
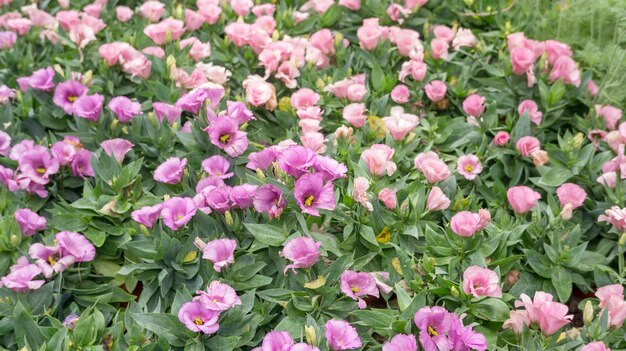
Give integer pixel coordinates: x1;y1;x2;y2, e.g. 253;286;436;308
507;186;541;213
462;94;486;118
414;152;450;183
580;342;611;351
595;284;624;308
201;238;236;272
462;266;502;298
587;80;599;96
515;136;541;157
325;319;362;350
549;55;581;87
243;75;276;110
15;208;46;236
230;0;253;16
510;47;536;75
399;59;427;82
392;29;422;58
277;145;316;178
493;131;510;146
0;85;15;105
143;18;185;45
427;186;450;211
430;38;449;59
383;334;417;351
452;28;476;50
280;237;321;273
206;118;249;158
300;132;327;153
378;188;397;209
353;177;373;211
433;25;455;42
178;301;220;334
195;280;242;311
56;231;96;263
101;139;133;163
180;37;212;62
544;40;572;64
556;183;586;219
53;80;88;115
116;6;133;22
599;206;626;232
339;0;361;10
0;31;17;49
340;270;380;309
108;96;142;122
73;94;104;121
0;256;44;292
361;144;397;177
310;29;335;56
161;197;196;230
596;105;623;130
325;75;367;102
255;331;294;351
342;103;368;128
253;184;286;219
391;85;410;104
154;157;187;184
382;106;420;141
252;4;276;16
131;204;162;228
294;173;335;215
511;292;572;336
424;80;447;102
291;88;320;110
139;1;165;21
357;18;383;51
456;154;482;180
153;102;182;124
450;211;483;237
518;100;543;125
25;66;55;91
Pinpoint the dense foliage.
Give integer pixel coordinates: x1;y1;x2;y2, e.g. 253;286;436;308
0;0;625;350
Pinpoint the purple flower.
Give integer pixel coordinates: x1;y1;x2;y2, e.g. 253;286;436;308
206;118;248;158
51;136;81;166
294;174;335;216
280;237;321;273
246;147;278;171
62;313;80;330
0;256;44;293
223;101;254;125
10;140;37;162
314;155;347;181
107;96;142;122
229;184;258;209
153;102;182;124
154;157;187;184
178;301;220;334
253;184;285;219
196;176;225;193
340;270;379;309
161;197;196;230
383;334;418;351
101;138;134;162
0;85;16;105
257;331;294;351
324;319;362;351
15;208;46;236
53;80;88;115
70;149;94;178
414;306;457;351
201;185;232;213
176;84;225;114
74;94;105;121
131;204;162;228
0;131;10;156
449;320;487;351
194;280;242;311
18;148;60;185
277;145;317;178
0;31;17;50
202;155;233;179
29;243;63;277
200;238;237;272
27;66;56;91
57;231;96;263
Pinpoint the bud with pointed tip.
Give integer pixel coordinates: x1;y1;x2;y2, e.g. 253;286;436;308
583;300;594;325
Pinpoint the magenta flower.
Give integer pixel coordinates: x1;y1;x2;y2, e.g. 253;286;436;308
223;101;254;125
176;84;225;114
70;149;94;178
0;256;45;292
257;331;294;351
73;93;105;121
202;155;233;179
18;148;60;185
56;231;96;263
340;270;379;309
383;334;417;351
101;138;134;163
107;96;142;122
51;136;81;166
154;157;187;184
28;243;64;277
206;118;249;157
324;319;362;351
313;155;348;181
160;197;197;230
229;184;258;209
178;301;220;334
27;66;56;91
277;145;317;178
15;208;46;236
253;184;285;219
293;174;335;216
449;320;487;351
462;266;502;298
280;237;322;273
202;186;232;213
195;280;242;311
52;80;88;115
246;147;278;171
201;238;237;272
131;204;162;228
414;306;456;351
153;102;182;124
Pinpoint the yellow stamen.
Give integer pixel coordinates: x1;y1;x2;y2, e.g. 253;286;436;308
219;134;230;144
48;256;58;265
304;195;314;207
427;326;438;337
68;95;77;102
465;165;473;173
193;318;203;325
36;167;46;174
177;215;183;221
351;287;359;293
212;299;217;303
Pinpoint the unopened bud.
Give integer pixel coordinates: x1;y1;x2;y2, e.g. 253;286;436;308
619;233;626;246
256;168;266;181
174;4;183;19
53;64;64;78
450;286;460;298
333;32;344;47
225;211;234;227
316;78;325;92
194;237;207;251
505;270;520;287
81;70;93;85
583;300;594;325
560;203;573;220
163;194;171;201
305;325;317;346
10;234;18;247
271;30;280;41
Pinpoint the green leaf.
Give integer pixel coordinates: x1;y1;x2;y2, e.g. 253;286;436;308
523;249;554;278
547;80;566;106
132;313;194;347
359;225;379;248
351;309;396;329
512;114;531;142
371;65;385;93
535;167;573;187
204;336;241;350
470;298;510;322
13;301;44;350
244;223;287;247
274;316;304;340
551;266;572;303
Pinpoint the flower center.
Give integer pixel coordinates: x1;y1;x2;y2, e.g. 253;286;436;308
177;215;183;221
48;255;58;265
193;317;203;325
465;165;473;172
68;95;77;102
219;134;231;144
304;195;314;207
212;299;217;303
36;167;46;175
427;326;438;337
351;287;359;293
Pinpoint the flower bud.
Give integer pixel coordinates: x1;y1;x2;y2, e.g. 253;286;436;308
583;300;594;325
182;250;197;263
81;70;93;85
53;64;65;78
305;325;317;346
619;233;626;246
450;286;460;298
225;211;234;227
256;168;266;181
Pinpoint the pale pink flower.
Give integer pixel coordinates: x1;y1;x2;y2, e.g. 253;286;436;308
462;266;502;298
456;154;482;180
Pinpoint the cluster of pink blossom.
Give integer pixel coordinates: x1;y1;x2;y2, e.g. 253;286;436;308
98;42;152;79
412;306;487;351
595;284;626;328
291;88;327;152
503;291;573;335
178;280;242;334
